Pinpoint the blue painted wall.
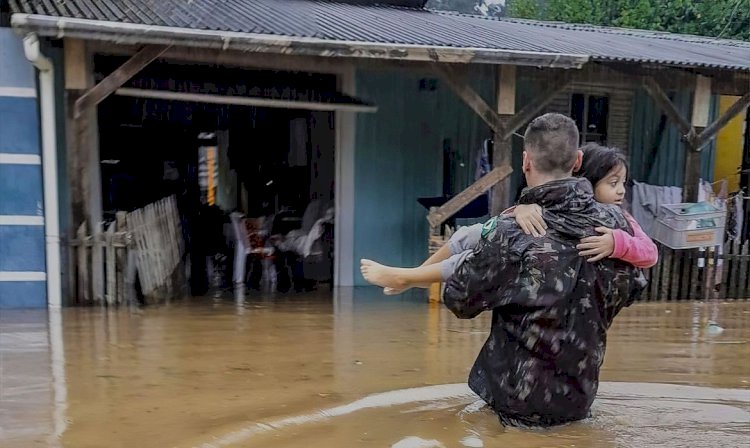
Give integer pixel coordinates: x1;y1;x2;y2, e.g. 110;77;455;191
0;29;46;308
352;66;495;285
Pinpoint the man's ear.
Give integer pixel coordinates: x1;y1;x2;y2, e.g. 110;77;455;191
522;151;531;173
572;150;583;172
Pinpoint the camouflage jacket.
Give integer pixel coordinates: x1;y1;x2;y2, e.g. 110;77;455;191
443;177;645;427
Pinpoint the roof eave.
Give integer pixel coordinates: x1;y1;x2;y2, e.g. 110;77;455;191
11;13;589;69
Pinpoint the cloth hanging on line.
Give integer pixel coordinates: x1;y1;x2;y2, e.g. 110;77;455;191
630;180;683;238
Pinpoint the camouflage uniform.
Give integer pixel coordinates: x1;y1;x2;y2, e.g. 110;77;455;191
443;177;646;427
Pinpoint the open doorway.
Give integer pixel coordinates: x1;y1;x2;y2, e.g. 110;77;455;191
96;58;340;297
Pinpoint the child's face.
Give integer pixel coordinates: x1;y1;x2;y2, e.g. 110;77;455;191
594;164;627;206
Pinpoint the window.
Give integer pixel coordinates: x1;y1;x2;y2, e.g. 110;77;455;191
571;93;609;144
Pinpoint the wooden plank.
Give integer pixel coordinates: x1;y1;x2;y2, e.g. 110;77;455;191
492;66;516;215
433;64;505;134
116;212;128;305
684;149;703;202
497;65;516;115
173;196;185;256
92;222;105;304
642;77;694;138
115;87;378;113
691;75;712;128
732;242;743;299
428;165;513;228
499;73;573;141
696;91;750;149
150;202;166;292
64;39;88;90
105;221;116;306
127;210;147;296
74;45;170;118
741;243;749;299
76;222;89;304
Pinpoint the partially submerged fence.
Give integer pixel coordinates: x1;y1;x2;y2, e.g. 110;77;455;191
68;195;184;305
643;242;750;301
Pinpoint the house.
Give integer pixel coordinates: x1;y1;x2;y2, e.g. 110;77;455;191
1;0;749;308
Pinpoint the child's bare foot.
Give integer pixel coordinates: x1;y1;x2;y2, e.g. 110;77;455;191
360;259;408;290
383;286;409;295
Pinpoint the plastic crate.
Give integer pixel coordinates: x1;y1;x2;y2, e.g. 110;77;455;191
652;202;726;249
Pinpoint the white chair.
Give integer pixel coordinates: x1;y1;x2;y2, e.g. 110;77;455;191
230;212;274;287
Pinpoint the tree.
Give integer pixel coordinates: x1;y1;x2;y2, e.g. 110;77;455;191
428;0;508;16
502;0;750;41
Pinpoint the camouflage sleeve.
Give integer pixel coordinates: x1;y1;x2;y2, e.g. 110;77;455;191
443;217;521;319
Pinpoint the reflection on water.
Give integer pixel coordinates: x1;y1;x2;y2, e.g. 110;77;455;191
1;289;748;448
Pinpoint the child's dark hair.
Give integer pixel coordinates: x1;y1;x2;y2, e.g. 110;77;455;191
577;144;629;187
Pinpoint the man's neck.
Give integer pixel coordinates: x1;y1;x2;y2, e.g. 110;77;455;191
526;172;573;189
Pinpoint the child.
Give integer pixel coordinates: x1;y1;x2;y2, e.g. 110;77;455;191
361;144;657;293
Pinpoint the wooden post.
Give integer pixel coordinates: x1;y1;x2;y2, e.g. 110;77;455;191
116;211;128;305
105;221;116;306
492;65;516;215
685;75;712;201
76;222;89;304
65;39;106;302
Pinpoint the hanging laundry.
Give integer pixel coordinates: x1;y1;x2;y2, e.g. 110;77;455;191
734;193;744;241
475;139;492;213
475;139;491;181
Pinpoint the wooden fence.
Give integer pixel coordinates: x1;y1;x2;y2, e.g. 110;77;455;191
126;195;185;301
642;242;750;301
69;196;184;305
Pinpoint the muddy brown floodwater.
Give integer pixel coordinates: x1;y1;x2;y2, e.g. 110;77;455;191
1;289;749;448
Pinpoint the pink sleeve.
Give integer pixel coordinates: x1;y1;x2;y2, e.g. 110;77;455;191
611;214;659;268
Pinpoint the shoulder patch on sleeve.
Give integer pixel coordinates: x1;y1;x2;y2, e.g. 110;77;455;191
481;217;498;240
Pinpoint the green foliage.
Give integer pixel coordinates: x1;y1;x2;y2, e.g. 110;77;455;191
503;0;750;40
505;0;539;18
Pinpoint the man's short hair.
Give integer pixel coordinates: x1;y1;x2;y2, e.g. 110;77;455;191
523;113;580;175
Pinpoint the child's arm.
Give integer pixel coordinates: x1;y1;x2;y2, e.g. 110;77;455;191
508;204;547;237
611;214;659;269
578;214;659;268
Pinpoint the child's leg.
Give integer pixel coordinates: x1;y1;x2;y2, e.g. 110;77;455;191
361;251;471;292
447;223;483;256
382;223;482;294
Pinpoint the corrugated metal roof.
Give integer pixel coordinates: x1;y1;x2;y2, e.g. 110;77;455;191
10;0;750;71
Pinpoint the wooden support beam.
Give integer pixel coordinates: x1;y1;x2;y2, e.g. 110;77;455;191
683;76;712;202
427;165;513;228
433;64;505;134
492;65;516;215
642;76;695;139
74;45;169;118
691;75;712;128
499;73;572;141
696;91;750;149
64;39;88;90
65;41;107;303
497;65;516;115
115;87;377;113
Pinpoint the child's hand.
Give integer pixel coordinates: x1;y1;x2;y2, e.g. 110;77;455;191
577;227;615;262
512;204;546;237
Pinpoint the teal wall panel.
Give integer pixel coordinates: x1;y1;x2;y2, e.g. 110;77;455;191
629;89;718;187
352;66;495;285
